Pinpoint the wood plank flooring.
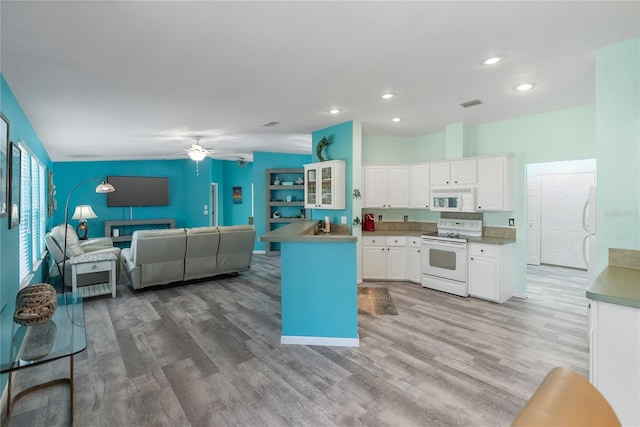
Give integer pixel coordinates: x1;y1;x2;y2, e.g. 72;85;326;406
3;259;589;427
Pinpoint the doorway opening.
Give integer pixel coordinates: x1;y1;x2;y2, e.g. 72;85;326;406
211;183;219;226
526;159;596;268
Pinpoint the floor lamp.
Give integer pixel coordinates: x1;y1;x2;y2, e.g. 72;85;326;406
61;178;115;292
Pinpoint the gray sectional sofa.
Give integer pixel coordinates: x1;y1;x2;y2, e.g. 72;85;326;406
121;225;256;290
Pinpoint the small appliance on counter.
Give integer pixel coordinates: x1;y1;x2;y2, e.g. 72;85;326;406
363;213;375;231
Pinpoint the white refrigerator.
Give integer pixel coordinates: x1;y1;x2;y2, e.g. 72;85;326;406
582;186;597;284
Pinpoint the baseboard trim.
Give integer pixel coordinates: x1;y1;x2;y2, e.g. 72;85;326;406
513;292;528;299
281;335;360;347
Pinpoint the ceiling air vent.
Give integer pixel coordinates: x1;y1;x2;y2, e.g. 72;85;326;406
460;99;483;108
262;121;280;127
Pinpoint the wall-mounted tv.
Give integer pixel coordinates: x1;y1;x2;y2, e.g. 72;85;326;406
107;176;169;207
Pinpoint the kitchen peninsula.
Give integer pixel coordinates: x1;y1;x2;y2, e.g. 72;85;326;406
586;250;640;426
260;220;359;347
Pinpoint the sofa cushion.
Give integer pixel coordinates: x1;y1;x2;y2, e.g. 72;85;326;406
184;227;221;281
127;228;187;288
216;225;256;275
50;224;85;257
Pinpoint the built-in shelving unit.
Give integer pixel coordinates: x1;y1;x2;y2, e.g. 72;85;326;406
104;218;175;243
265;168;307;256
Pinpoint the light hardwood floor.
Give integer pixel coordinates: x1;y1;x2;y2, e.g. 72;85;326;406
4;258;589;427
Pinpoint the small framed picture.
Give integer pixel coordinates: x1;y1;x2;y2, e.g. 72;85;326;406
233;186;242;204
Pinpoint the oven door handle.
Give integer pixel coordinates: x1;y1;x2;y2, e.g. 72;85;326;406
421;239;466;248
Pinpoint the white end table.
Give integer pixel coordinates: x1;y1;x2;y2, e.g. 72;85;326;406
69;252;117;298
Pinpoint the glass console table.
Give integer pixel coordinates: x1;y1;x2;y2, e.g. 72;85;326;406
1;292;86;425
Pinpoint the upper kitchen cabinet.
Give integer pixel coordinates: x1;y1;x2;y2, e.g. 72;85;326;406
410;163;430;209
363;165;409;208
430;159;477;186
476;155;513;211
304;160;346;209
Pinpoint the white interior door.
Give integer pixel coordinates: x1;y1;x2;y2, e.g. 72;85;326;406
540;172;595;268
526;178;541;265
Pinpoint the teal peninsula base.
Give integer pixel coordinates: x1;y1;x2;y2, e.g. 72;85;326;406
260;220;359;347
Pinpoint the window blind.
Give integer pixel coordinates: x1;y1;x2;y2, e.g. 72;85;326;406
18;145;47;283
19;149;32;280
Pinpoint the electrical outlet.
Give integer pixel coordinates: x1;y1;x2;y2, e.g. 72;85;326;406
341;216;347;224
509;218;515;226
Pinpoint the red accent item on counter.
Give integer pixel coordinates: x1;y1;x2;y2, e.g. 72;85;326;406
363;213;375;231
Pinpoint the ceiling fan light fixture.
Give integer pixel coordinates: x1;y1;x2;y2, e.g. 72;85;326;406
187;149;207;161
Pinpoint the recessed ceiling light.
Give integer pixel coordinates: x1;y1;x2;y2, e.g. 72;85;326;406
483;56;506;65
329;108;342;114
381;93;395;99
392;117;402;122
515;83;535;92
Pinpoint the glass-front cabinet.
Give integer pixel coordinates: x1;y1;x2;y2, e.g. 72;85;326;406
303;160;345;209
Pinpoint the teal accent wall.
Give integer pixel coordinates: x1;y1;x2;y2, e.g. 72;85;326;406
0;74;53;393
52;159;212;236
311;121;354;225
595;38;640;274
280;242;357;339
252;151;312;251
222;161;253;226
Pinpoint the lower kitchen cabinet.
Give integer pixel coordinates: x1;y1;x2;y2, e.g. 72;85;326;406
588;299;640;426
363;236;407;280
468;242;514;303
407;236;422;283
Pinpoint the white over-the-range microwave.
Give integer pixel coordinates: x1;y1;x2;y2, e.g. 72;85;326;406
430;187;477;212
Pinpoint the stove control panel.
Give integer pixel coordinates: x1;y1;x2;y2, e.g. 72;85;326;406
437;219;483;237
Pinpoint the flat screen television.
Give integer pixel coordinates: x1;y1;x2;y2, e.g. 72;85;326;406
107;176;169;207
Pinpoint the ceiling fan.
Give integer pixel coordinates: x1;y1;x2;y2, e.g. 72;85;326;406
185;136;213;161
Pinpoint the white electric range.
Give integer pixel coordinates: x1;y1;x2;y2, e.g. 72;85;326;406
420;219;483;296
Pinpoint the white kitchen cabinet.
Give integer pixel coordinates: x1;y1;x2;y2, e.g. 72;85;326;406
409;163;430;209
362;236;407;280
477;155;513;211
304;160;345;209
362;240;387;280
589;299;640;426
407;236;422;283
468;243;514;303
429;159;477;186
363;165;409;208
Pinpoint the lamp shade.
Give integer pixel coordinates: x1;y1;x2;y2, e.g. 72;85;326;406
96;181;115;193
71;205;98;221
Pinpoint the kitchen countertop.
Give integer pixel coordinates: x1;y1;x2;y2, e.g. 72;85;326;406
362;230;515;245
260;220;357;243
586;266;640;309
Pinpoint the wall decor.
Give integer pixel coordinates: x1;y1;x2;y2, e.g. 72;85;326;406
233;186;242;204
47;169;57;217
0;112;8;217
316;136;330;162
9;142;21;228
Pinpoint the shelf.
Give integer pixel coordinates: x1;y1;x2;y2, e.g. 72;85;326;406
269;201;305;206
104;218;175;242
266;168;308;256
269;185;304;190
